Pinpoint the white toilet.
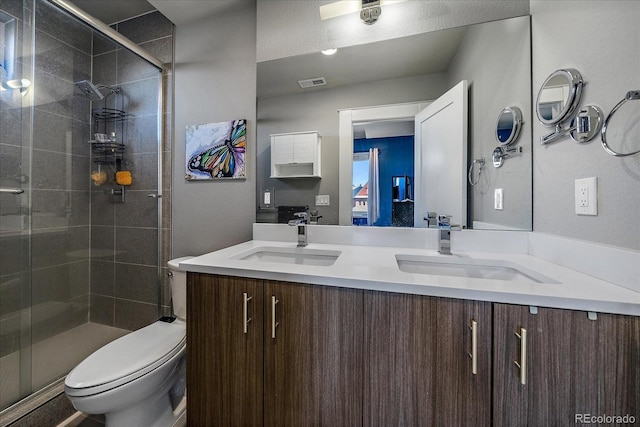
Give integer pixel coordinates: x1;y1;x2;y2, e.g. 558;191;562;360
65;256;193;427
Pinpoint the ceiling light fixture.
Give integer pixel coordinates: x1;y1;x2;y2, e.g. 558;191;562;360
319;0;406;23
321;48;338;56
360;0;381;25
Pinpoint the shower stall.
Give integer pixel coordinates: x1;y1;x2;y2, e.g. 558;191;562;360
0;0;171;420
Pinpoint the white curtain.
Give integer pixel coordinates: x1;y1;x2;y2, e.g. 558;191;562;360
367;148;380;225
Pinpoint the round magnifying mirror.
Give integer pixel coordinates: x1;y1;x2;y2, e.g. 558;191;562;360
496;106;523;145
536;68;583;126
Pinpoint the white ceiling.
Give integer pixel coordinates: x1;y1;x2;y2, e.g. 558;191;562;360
69;0;254;25
149;0;255;26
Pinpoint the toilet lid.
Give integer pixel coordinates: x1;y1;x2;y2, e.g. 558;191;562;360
65;320;185;394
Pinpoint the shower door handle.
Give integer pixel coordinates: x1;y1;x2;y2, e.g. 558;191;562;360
147;193;162;198
0;188;24;194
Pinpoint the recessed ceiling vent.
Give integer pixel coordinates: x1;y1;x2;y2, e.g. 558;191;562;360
298;77;327;89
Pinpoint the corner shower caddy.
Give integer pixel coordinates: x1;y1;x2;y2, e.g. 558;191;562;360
88;86;129;202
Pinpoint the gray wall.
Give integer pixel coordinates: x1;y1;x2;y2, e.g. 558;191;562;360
531;1;639;250
257;74;448;225
447;16;532;230
172;5;257;257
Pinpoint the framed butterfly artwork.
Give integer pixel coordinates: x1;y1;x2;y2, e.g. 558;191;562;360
185;119;246;180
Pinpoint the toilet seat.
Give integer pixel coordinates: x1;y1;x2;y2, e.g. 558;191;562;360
65;320;185;397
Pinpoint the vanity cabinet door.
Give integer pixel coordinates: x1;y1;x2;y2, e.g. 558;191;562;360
364;291;437;426
363;291;491;426
187;273;264;427
493;304;640;426
433;297;492;426
263;280;363;427
493;303;598;426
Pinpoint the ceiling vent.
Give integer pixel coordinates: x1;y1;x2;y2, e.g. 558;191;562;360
298;77;327;89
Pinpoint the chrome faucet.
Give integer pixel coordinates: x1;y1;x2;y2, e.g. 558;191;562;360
288;212;308;247
438;215;461;255
424;211;438;228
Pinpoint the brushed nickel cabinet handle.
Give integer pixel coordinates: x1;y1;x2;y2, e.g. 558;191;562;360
243;292;252;334
514;327;527;385
271;296;279;339
468;319;478;375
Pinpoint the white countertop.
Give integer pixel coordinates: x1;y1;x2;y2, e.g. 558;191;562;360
180;227;640;316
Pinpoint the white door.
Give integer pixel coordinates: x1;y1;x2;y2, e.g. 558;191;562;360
414;80;468;228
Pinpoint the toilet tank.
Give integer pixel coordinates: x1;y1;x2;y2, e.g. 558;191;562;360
167;256;194;320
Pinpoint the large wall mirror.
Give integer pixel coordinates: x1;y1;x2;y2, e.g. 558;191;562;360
256;15;532;231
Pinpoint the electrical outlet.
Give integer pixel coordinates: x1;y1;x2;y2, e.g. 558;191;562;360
579;186;588;207
315;195;330;206
575;177;597;215
494;188;503;210
260;187;275;209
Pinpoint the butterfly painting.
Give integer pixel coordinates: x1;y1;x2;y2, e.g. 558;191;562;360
185;119;246;180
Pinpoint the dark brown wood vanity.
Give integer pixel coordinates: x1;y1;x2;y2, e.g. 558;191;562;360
186;273;639;426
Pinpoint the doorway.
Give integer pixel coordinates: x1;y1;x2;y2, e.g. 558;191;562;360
338;101;431;225
352;133;414;226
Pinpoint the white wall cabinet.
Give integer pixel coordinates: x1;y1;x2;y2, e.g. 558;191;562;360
270;131;321;178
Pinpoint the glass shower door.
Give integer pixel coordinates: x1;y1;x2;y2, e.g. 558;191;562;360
0;0;33;410
1;0;166;414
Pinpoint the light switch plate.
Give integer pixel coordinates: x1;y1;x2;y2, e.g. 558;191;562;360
315;194;330;206
494;188;503;210
575;177;597;215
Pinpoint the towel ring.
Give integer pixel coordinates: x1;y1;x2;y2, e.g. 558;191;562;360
468;158;485;186
600;90;640;157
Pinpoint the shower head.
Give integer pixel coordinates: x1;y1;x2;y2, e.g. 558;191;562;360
74;80;104;101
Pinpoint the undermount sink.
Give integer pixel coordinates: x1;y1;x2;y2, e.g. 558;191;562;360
395;254;560;284
232;246;341;266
